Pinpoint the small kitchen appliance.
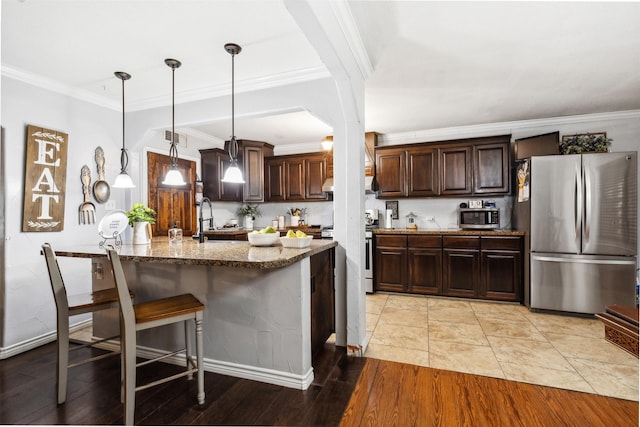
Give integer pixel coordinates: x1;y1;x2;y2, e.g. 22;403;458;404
458;208;500;229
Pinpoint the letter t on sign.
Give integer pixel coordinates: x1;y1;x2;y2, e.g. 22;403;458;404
22;125;68;232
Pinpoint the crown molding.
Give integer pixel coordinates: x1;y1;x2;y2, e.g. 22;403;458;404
2;63;331;112
378;110;640;146
329;0;373;80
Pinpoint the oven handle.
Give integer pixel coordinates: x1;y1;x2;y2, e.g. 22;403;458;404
365;237;372;270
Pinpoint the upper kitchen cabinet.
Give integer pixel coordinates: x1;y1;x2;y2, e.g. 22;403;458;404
364;132;378;177
200;140;273;202
375;134;511;198
265;152;328;202
199;148;242;201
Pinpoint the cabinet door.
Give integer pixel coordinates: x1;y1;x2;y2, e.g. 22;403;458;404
200;149;221;201
474;143;509;194
407;146;439;196
265;158;286;202
310;249;335;358
375;235;407;292
305;155;327;200
286;158;305;201
242;143;265;202
440;145;472;195
442;249;480;298
481;251;521;301
218;154;243;201
409;248;442;295
375;148;406;198
364;132;377;177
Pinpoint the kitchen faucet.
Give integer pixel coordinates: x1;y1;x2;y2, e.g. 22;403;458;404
199;197;213;243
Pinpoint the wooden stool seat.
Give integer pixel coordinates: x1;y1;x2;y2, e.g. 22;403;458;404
134;294;204;324
67;288;121;314
596;304;639;357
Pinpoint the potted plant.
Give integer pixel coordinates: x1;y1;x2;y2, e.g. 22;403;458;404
237;204;261;230
125;203;156;244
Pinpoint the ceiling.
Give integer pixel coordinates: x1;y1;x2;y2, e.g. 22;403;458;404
3;1;640;147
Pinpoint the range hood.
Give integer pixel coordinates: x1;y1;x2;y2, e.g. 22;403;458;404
322;176;375;193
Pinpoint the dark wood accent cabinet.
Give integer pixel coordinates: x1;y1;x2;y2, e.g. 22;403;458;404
199;148;242;201
375;148;406;198
374;134;511;199
442;236;480;298
310;248;335;358
474;143;509;194
239;140;273;202
364;132;378;177
480;236;523;301
374;235;407;292
440;145;472;195
408;235;442;295
374;232;523;303
265;152;328;202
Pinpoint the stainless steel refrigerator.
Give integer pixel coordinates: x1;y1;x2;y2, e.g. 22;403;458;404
515;152;637;315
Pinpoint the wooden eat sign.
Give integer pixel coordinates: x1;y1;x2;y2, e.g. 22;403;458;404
22;125;68;232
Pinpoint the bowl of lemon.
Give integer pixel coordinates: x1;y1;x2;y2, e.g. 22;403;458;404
247;226;280;246
280;229;313;248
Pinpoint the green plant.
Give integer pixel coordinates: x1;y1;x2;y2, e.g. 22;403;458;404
560;133;612;155
237;204;261;219
125;203;157;226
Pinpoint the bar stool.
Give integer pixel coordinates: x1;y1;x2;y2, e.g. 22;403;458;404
42;243;130;405
105;248;205;425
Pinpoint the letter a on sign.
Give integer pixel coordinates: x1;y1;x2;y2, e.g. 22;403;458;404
22;125;68;231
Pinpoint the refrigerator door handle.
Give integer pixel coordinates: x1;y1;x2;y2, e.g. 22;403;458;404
583;164;591;246
574;163;582;251
532;255;636;266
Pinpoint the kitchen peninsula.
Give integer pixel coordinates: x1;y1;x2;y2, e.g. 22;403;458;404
53;237;337;390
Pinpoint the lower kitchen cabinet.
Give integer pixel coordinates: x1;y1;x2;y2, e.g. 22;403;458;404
480;236;523;301
408;235;442;294
375;235;407;292
442;236;480;298
310;248;335;358
375;233;523;303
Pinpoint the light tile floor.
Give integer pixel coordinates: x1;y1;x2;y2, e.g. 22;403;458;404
364;293;639;401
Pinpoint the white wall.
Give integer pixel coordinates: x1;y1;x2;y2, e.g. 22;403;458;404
1;77;124;350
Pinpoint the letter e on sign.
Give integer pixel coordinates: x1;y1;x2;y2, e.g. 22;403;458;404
22;125;68;231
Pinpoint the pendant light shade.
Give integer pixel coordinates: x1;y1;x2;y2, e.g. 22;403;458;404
112;71;135;189
162;58;186;186
221;43;245;184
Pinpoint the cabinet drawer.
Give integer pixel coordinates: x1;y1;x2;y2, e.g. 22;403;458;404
481;236;522;251
408;235;442;248
443;236;480;249
376;235;407;247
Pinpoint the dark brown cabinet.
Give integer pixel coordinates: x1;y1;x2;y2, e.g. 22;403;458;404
474;143;509;194
200;140;272;202
374;235;407;292
375;232;523;303
408;235;442;294
374;135;511;198
310;248;335;358
442;236;480;298
480;236;522;301
265;152;328;202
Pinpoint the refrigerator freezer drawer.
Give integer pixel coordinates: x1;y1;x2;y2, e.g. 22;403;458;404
530;253;636;314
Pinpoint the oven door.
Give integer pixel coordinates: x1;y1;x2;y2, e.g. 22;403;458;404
365;232;373;293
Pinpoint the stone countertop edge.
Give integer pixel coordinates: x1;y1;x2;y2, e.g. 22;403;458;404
53;237;338;270
373;229;525;236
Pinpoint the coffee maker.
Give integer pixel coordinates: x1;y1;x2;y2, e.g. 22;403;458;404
365;209;379;228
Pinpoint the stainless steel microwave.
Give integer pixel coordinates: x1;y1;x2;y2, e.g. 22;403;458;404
459;208;500;229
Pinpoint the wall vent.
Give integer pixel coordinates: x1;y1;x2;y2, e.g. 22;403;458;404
164;130;185;147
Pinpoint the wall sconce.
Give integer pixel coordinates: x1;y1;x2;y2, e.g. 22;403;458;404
321;136;334;151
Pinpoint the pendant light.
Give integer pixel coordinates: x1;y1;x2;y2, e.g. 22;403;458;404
162;58;187;186
221;43;245;184
112;71;135;188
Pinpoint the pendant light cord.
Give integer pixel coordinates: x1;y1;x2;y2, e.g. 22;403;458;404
115;71;131;174
170;63;178;167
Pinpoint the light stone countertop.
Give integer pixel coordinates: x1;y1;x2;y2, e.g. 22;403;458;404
53;237;337;269
373;228;525;236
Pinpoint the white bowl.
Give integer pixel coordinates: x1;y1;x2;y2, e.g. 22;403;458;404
247;231;280;246
280;236;313;248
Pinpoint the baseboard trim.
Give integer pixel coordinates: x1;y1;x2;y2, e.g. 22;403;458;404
0;319;92;360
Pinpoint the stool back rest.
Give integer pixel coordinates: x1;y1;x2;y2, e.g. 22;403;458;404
42;243;69;316
105;249;136;329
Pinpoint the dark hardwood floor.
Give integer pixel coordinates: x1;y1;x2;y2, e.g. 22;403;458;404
1;341;637;426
